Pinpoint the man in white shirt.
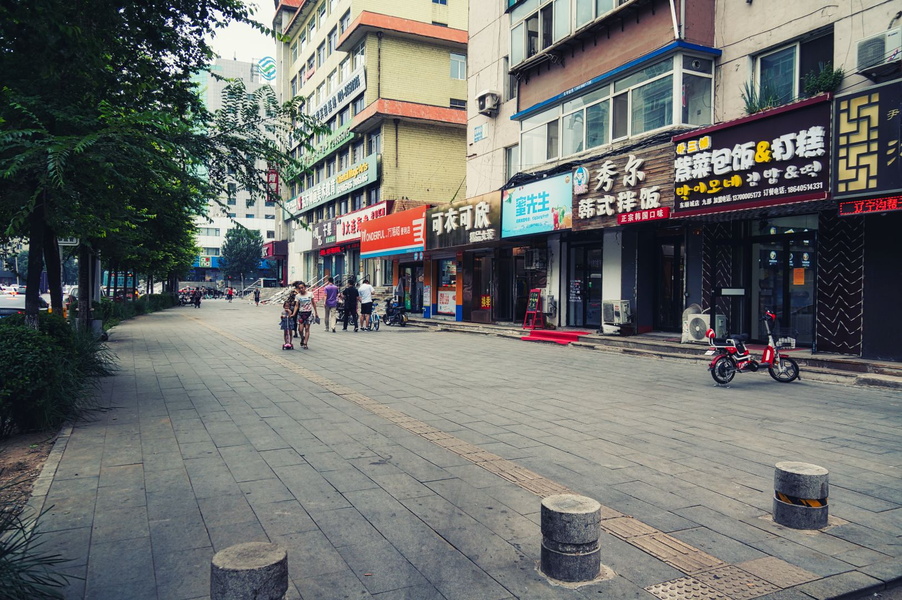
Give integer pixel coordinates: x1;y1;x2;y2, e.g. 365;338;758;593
357;278;375;330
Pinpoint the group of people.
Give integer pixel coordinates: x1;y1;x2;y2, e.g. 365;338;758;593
279;276;376;349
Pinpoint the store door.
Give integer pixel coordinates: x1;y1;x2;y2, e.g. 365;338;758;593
568;246;603;327
495;253;513;322
654;237;684;331
751;237;815;344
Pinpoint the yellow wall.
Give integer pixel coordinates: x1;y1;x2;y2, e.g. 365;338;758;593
378;37;467;106
380;120;465;205
356;0;467;30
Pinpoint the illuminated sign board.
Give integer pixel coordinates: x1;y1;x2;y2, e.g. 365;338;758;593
838;195;902;216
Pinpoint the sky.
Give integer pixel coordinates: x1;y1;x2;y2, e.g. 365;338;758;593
208;15;278;64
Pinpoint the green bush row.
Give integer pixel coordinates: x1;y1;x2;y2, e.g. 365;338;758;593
90;293;177;328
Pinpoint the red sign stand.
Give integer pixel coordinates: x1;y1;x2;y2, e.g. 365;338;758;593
522;288;545;330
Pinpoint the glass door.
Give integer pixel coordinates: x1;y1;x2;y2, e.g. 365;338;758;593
750;237;815;344
654;237;684;331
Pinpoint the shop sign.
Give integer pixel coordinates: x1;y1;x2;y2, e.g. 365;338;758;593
294;153;380;214
501;173;572;238
312;67;366;123
310;218;338;250
839;194;902;216
573;166;590;195
834;80;902;200
672;97;830;217
427;192;501;249
336;201;392;243
319;246;342;256
437;290;456;314
302;124;355;169
359;206;427;259
573;145;672;230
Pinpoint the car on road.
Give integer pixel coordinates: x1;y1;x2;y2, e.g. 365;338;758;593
0;294;49;318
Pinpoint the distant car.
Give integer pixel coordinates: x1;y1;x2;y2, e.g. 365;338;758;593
0;295;49;318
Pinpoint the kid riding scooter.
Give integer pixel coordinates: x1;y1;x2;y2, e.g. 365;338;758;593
705;309;800;385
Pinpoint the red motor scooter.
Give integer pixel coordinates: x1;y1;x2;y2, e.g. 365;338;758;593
704;310;800;385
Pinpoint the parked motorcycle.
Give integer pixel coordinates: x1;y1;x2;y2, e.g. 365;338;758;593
705;310;800;385
383;299;408;326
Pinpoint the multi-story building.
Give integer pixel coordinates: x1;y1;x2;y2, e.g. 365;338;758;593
273;0;468;292
457;0;900;360
191;58;280;285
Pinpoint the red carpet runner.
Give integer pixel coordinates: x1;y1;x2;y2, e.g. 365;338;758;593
521;330;591;345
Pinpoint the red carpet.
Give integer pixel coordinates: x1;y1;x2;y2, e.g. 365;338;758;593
521;330;591;345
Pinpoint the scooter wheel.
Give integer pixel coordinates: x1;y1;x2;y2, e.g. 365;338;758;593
710;356;736;385
399;313;408;326
372;318;380;331
768;356;799;382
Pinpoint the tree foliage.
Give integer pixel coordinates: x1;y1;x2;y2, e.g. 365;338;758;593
0;0;320;325
220;227;264;283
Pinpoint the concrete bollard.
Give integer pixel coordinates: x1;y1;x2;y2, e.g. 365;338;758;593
773;462;829;530
211;542;288;600
540;494;602;582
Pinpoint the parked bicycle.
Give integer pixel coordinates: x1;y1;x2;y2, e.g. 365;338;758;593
705;309;800;385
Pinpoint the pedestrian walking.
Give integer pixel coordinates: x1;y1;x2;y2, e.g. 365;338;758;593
253;287;261;306
279;305;294;350
358;277;375;331
341;279;359;332
295;281;319;349
227;287;233;303
323;277;339;332
193;288;202;308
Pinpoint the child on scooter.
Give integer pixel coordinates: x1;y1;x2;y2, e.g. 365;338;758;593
280;306;294;349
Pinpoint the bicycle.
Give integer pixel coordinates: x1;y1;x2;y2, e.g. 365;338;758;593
368;301;381;331
705;309;800;385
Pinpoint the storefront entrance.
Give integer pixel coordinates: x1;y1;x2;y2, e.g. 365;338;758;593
654;234;684;332
568;245;603;328
751;234;816;345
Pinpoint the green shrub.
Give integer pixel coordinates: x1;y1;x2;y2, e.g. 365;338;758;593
0;325;79;437
0;494;72;598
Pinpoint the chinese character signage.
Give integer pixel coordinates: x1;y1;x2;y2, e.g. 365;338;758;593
360;206;427;259
336;202;392;244
834;80;902;200
312;67;366;123
572;144;673;230
501;173;572;238
310;218;338;250
839;194;902;216
427;192;501;250
294;153;380;214
673;97;830;217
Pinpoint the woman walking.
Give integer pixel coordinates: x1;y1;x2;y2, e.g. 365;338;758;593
295;282;319;349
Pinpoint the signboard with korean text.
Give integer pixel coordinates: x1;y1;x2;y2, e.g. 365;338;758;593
427;192;501;250
834;80;902;201
336;202;392;244
501;173;572;238
312;67;366;124
359;206;427;259
310;218;338;250
572;143;673;230
672;96;830;217
294;153;380;214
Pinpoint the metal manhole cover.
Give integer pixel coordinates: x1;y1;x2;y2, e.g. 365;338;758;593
646;577;728;600
735;557;818;588
695;565;780;599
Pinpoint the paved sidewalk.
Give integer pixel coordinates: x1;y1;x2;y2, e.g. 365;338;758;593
31;300;902;599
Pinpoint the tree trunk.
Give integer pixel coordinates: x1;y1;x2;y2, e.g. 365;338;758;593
24;202;45;329
42;222;64;314
77;244;92;330
112;264;119;300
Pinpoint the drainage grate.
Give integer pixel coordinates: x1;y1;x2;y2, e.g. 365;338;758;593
695;565;780;599
735;557;818;588
646;577;729;600
631;534;725;574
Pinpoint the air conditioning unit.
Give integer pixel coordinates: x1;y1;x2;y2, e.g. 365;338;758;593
602;300;631;325
524;248;546;270
681;312;728;344
476;90;500;117
857;27;902;79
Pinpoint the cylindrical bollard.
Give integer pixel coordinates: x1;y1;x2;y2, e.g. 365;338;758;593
211;542;288;600
540;494;601;582
773;462;829;530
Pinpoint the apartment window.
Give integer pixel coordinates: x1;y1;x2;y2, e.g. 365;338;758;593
503;56;517;101
328;28;338;55
511;0;599;67
326;159;335;178
353;41;366;71
368;187;380;206
308;18;316;39
330;0;338;12
340;11;351;34
339;58;351;83
450;98;467;110
300;31;307;51
338;151;349;170
352;192;363;211
318;3;326;24
202;247;221;256
450;53;466;80
245;213;254;219
197;227;221;236
267;230;276;239
517;54;712;168
306;55;315;75
316;82;326;106
265;214;276;219
504;145;520;181
433;0;447;4
227;212;236;218
352;94;366;115
317;42;326;67
290;76;298;97
291;42;299;63
353;141;364;162
328;69;338;94
338;106;351;126
755;33;832;107
367;130;382;155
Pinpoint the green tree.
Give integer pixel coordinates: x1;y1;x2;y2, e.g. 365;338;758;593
0;0;320;328
220;227;263;290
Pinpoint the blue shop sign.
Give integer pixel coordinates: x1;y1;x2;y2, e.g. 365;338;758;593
501;173;573;238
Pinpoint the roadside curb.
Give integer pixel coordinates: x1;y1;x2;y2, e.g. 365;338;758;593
25;423;72;519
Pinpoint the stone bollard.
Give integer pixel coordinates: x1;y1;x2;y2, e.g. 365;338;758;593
540;494;602;582
773;462;829;530
211;542;288;600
